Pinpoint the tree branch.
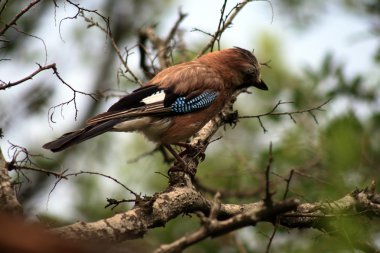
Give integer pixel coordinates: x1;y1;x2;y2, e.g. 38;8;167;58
52;174;380;253
154;199;298;253
0;150;23;215
0;63;56;91
0;0;41;36
239;99;331;133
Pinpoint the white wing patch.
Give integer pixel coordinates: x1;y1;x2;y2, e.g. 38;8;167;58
141;90;166;105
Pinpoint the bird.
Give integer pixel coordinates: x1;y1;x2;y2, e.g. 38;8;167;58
43;47;268;164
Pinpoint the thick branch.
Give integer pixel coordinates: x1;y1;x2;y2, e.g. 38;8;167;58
154;199;298;253
281;184;380;229
53;175;209;242
0;150;23;215
53;175;380;245
52;177;268;242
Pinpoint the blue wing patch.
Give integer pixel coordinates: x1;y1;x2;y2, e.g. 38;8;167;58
171;91;219;113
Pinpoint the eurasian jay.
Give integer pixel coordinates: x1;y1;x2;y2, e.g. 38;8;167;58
43;47;268;162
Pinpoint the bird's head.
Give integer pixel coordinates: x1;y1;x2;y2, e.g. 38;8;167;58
198;47;268;91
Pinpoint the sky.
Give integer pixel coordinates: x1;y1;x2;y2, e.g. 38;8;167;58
1;0;378;219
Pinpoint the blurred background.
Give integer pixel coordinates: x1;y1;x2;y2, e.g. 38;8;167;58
1;0;379;252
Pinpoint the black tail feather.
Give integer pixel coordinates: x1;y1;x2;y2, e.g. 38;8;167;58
43;121;118;152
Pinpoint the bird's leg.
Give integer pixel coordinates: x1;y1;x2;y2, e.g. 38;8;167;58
165;144;197;177
175;142;206;161
163;144;187;167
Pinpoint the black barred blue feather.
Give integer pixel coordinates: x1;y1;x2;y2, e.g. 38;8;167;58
171;91;219;113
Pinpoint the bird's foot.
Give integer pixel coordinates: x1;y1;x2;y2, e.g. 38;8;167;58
177;143;206;162
164;143;203;178
221;110;239;129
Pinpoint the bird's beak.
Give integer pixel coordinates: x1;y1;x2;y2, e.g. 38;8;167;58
254;79;268;90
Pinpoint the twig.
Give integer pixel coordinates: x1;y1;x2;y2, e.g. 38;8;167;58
265;218;279;253
264;142;274;208
264;169;294;253
8;25;48;65
6;142;67;179
62;170;138;197
138;32;155;78
105;198;137;210
139;26;170;69
57;1;142;84
211;0;228;51
0;0;41;36
0;63;55;91
8;165;67;179
164;8;188;45
0;0;9;18
57;0;109;42
282;170;294;200
239;99;331;133
47;169;139;211
0;63;97;121
49;64;97;121
81;15;142;85
139;9;187;71
197;0;252;57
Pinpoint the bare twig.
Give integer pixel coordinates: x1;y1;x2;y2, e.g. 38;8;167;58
138;32;155;78
211;0;228;51
0;63;97;121
197;0;252;57
57;0;142;84
282;170;294;200
139;9;188;71
264;142;274;208
81;15;142;85
11;165;66;179
239;99;331;133
8;25;48;65
139;27;170;69
0;0;9;18
57;0;109;42
47;169;139;212
55;170;138;197
265;170;294;253
265;218;279;253
105;198;137;210
164;8;188;45
48;64;97;121
0;0;41;36
0;63;56;91
5;142;67;180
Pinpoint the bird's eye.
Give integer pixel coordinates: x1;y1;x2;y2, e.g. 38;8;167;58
246;67;257;76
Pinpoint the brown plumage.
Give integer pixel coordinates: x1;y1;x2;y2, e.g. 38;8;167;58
43;47;268;155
